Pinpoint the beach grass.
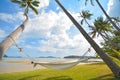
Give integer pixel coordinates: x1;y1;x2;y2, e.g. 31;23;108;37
0;63;119;80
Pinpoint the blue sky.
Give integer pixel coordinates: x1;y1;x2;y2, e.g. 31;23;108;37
0;0;120;58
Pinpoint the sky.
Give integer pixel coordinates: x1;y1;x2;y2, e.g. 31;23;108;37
0;0;120;58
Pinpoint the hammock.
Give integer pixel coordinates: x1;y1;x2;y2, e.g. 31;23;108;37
19;47;90;70
10;36;90;70
31;58;89;70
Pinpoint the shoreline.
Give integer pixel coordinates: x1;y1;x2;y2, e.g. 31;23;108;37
0;58;102;74
0;61;46;74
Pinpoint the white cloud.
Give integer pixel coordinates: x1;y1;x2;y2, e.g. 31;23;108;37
0;13;16;23
0;29;6;42
38;33;92;56
0;11;97;57
20;9;95;56
0;0;50;23
0;0;97;57
0;12;24;23
107;0;120;17
24;10;73;38
37;0;50;9
0;29;5;38
56;7;60;10
0;0;101;57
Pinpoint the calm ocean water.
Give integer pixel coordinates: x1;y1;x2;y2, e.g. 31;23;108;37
1;57;80;63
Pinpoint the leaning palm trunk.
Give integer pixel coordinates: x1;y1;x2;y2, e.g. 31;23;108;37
55;0;120;78
0;14;28;59
96;0;120;31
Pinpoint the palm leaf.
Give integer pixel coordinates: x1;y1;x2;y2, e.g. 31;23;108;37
112;49;120;57
85;0;88;6
11;0;21;4
32;1;40;7
91;31;96;38
29;4;39;15
90;0;94;6
110;56;120;66
81;19;84;25
84;0;94;6
19;3;26;8
11;0;40;15
87;13;93;20
81;10;93;20
22;0;30;2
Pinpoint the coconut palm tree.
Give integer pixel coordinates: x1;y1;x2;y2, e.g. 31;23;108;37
0;0;40;59
92;17;120;52
82;0;120;31
79;10;93;27
90;17;112;40
11;0;39;15
55;0;120;78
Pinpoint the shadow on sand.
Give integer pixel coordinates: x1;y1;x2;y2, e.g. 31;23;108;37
90;73;119;80
19;75;72;80
19;75;42;80
43;76;73;80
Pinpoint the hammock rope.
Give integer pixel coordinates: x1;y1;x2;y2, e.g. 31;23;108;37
9;36;91;70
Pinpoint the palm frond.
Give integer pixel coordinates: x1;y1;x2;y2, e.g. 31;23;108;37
110;56;120;66
84;0;94;6
22;0;29;2
90;0;94;6
85;0;88;6
112;49;120;57
11;0;21;4
81;19;84;25
90;31;96;38
29;4;39;15
11;0;40;15
81;10;93;19
19;3;26;8
32;1;40;7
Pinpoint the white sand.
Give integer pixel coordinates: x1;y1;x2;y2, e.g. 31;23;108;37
0;60;46;74
0;58;102;74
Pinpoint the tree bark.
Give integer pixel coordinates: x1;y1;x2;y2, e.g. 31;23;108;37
0;14;28;59
96;0;120;31
55;0;120;78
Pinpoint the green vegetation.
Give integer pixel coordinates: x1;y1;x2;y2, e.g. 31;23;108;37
0;63;119;80
56;0;120;77
11;0;40;15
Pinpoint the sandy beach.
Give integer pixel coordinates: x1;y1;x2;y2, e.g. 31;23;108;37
0;59;46;74
0;58;103;74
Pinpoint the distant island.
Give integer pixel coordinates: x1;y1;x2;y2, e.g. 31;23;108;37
3;55;99;59
3;55;8;57
3;54;23;58
64;55;99;59
37;56;59;58
3;55;59;58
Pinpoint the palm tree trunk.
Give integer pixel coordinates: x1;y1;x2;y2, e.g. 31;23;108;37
55;0;120;78
96;0;120;31
84;18;92;28
0;14;28;59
